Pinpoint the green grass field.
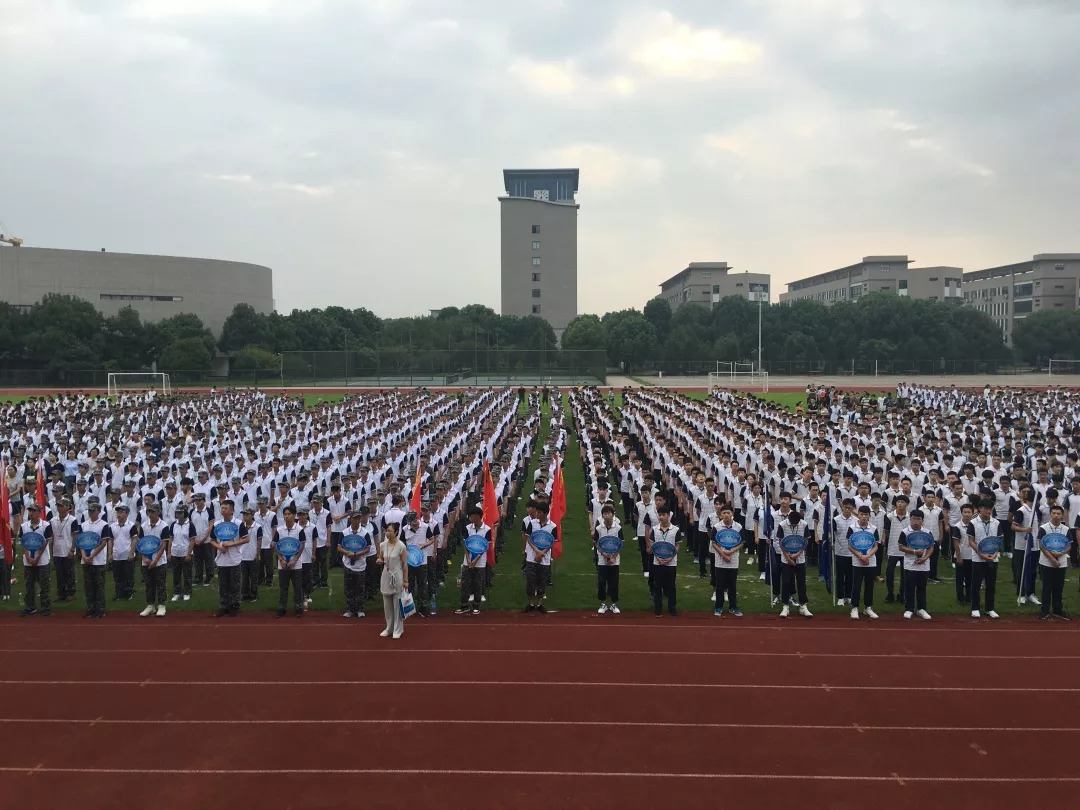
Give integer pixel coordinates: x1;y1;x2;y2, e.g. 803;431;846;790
4;392;1076;617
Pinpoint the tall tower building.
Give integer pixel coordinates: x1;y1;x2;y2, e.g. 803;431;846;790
499;168;579;339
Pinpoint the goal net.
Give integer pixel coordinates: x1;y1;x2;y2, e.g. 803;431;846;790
710;364;769;393
732;369;769;392
107;372;171;397
1048;359;1080;379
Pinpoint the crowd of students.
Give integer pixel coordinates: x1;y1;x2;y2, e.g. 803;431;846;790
2;387;538;632
4;382;1078;622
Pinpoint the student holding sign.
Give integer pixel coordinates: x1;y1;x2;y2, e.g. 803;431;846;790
593;503;623;614
1036;506;1071;620
272;505;306;618
524;502;557;613
777;508;813;618
341;508;376;618
457;505;491;615
709;501;744;617
209;499;249;617
138;503;171;617
969;498;1001;619
647;504;681;617
18;503;52;617
403;511;433;617
898;509;934;620
75;502;112;618
847;506;881;620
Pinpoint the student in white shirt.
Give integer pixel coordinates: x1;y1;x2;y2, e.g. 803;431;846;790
18;503;53;616
239;507;261;603
1036;505;1071;620
969;498;1001;619
709;501;744;617
848;505;880;620
341;507;376;619
898;509;933;620
593;503;623;614
168;504;195;602
209;498;249;617
523;502;558;613
272;504;306;618
648;504;682;617
138;503;170;617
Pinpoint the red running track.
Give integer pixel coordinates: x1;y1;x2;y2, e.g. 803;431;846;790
1;612;1078;810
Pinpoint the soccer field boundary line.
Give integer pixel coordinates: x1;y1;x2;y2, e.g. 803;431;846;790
3;679;1077;693
0;765;1076;783
2;717;1077;733
7;647;1078;661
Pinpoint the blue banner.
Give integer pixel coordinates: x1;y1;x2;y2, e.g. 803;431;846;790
904;531;934;552
977;536;1003;555
530;529;555;551
849;530;877;555
780;534;807;555
214;521;239;542
340;533;369;553
407;545;426;567
1041;532;1070;554
76;532;101;554
652;540;676;560
597;535;623;555
464;534;489;559
20;532;45;554
135;535;163;558
275;536;301;563
714;528;741;551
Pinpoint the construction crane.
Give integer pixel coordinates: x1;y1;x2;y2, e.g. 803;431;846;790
0;234;23;247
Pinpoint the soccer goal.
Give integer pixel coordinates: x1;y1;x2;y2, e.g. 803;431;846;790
107;372;171;397
1048;359;1080;380
732;369;769;392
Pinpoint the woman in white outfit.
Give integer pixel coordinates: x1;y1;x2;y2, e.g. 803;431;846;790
377;523;409;639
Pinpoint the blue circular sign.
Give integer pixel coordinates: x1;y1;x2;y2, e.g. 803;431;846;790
407;545;426;567
464;535;489;557
214;521;239;542
530;530;555;551
849;530;877;555
597;536;623;555
714;528;742;551
781;534;808;555
76;531;101;554
1041;532;1070;554
341;533;369;553
977;536;1003;555
652;540;676;560
20;531;46;554
904;531;934;552
275;536;301;563
136;535;163;558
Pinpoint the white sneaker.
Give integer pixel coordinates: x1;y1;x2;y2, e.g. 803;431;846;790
988;610;999;619
357;611;365;618
481;595;486;602
1006;552;1014;559
799;604;813;618
917;609;932;620
710;591;716;602
971;610;981;618
1028;596;1041;606
597;603;607;614
850;607;859;619
343;611;353;618
610;604;620;614
392;631;403;639
759;572;766;581
903;611;913;619
170;595;180;602
1018;596;1027;604
864;607;878;620
643;572;649;578
182;594;190;601
139;606;155;617
380;630;390;637
771;597;779;606
779;605;790;618
468;595;474;603
843;598;852;606
155;605;166;617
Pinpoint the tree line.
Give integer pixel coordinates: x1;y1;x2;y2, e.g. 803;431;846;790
1;291;1074;379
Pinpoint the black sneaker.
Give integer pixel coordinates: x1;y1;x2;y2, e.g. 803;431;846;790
40;610;51;617
276;608;286;617
884;594;895;604
83;611;94;619
215;609;227;617
523;605;535;613
1037;613;1052;621
455;608;469;614
1054;612;1070;621
294;611;303;618
536;605;547;614
18;609;34;617
654;612;662;617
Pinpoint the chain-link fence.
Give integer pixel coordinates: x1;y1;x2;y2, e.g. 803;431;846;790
640;358;1030;377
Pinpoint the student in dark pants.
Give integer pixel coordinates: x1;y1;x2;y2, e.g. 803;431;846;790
709;503;744;617
593;504;623;614
969;499;1001;619
899;509;933;620
848;506;880;620
778;509;812;618
1036;506;1071;620
648;505;681;617
952;503;976;605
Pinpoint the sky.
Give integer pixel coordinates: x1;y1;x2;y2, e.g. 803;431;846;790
2;0;1078;318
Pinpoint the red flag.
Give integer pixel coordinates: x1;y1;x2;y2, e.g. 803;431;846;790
550;454;566;560
36;459;46;514
0;471;12;566
482;460;499;567
409;465;423;516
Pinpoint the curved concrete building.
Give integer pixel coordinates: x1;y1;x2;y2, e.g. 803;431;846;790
0;246;273;335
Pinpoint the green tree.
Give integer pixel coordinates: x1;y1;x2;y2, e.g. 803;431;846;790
232;344;280;371
561;314;606;351
102;306;153;369
23;294;105;376
219;303;273;352
155;313;216;355
607;312;657;373
1012;310;1080;364
159;337;213;372
643;298;672;336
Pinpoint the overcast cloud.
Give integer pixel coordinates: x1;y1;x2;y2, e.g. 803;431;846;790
2;0;1078;317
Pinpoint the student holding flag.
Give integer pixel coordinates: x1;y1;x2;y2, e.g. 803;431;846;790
593;502;623;614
